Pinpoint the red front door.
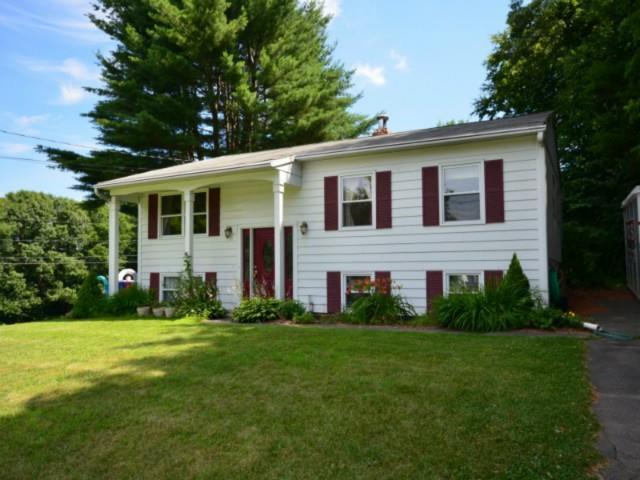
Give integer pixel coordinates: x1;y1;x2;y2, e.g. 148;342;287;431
253;228;275;297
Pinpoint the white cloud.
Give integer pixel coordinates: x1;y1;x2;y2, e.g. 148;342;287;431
354;64;386;86
0;3;106;43
19;57;99;82
0;142;32;155
389;50;409;72
57;83;87;105
321;0;341;17
15;114;50;128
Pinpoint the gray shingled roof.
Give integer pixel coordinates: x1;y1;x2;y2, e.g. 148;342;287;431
96;111;551;190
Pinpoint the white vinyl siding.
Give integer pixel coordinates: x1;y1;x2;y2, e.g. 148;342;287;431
136;135;548;312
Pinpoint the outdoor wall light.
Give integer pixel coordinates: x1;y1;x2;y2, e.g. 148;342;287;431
224;226;233;239
299;221;308;235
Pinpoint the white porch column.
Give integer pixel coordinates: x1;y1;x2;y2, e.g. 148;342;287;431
273;181;285;299
183;189;193;259
108;195;120;296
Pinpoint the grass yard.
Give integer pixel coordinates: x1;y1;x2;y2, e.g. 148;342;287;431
0;318;599;479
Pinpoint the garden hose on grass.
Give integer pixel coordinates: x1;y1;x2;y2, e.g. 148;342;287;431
582;322;635;341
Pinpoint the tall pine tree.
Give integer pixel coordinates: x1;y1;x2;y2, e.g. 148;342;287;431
475;0;640;286
41;0;373;200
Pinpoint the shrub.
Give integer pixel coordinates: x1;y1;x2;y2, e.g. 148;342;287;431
503;253;532;304
232;297;281;323
434;279;536;332
173;255;227;319
348;292;416;324
344;277;416;324
292;311;316;324
71;274;107;318
107;285;154;315
525;308;582;330
278;299;306;320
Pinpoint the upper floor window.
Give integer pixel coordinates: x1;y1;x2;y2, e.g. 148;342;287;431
342;175;372;227
193;191;207;234
161;194;182;235
442;164;480;222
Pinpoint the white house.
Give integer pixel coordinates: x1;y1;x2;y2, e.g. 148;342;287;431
95;111;561;313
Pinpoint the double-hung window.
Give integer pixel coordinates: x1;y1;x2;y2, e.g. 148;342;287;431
446;273;481;294
162;276;180;302
161;194;182;235
442;164;481;222
193;191;207;234
344;274;372;307
342;175;373;227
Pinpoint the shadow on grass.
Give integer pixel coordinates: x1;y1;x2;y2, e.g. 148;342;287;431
0;321;600;480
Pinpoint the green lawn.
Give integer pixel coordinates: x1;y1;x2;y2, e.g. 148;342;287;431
0;318;599;479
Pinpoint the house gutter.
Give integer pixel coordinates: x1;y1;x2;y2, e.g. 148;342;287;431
94;125;546;191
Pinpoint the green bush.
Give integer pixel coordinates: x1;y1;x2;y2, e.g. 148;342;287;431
107;285;154;315
173;255;227;319
232;297;281;323
525;308;582;330
71;274;107;318
503;253;532;305
434;267;538;332
278;299;306;320
292;311;316;324
347;291;416;324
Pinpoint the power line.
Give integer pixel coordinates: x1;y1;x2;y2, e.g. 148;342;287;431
0;128;97;150
0;128;192;164
0;155;152;174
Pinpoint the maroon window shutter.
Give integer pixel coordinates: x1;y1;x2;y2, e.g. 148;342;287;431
284;226;293;299
208;187;220;236
376;171;392;229
484;270;503;289
485;159;505;223
422;166;439;226
242;229;251;297
426;271;443;311
324;176;339;231
375;271;391;295
205;272;217;288
326;271;341;313
150;272;160;301
148;194;158;239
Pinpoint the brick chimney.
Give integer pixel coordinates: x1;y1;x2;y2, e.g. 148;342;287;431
372;113;389;136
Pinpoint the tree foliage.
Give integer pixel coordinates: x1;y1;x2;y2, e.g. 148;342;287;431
0;191;135;322
475;0;640;285
40;0;374;200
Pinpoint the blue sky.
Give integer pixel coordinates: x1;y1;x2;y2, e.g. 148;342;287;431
0;0;511;200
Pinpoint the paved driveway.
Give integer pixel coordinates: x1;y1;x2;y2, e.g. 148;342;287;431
585;293;640;479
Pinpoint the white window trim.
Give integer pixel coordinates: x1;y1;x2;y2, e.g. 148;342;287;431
339;173;376;230
444;271;484;296
159;192;183;238
160;273;180;302
342;272;373;309
160;272;204;302
439;161;485;226
192;189;208;236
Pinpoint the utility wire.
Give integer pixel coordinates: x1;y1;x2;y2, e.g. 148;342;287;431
0;155;153;174
0;128;192;164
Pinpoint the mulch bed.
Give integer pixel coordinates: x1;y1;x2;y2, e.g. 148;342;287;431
568;288;634;316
